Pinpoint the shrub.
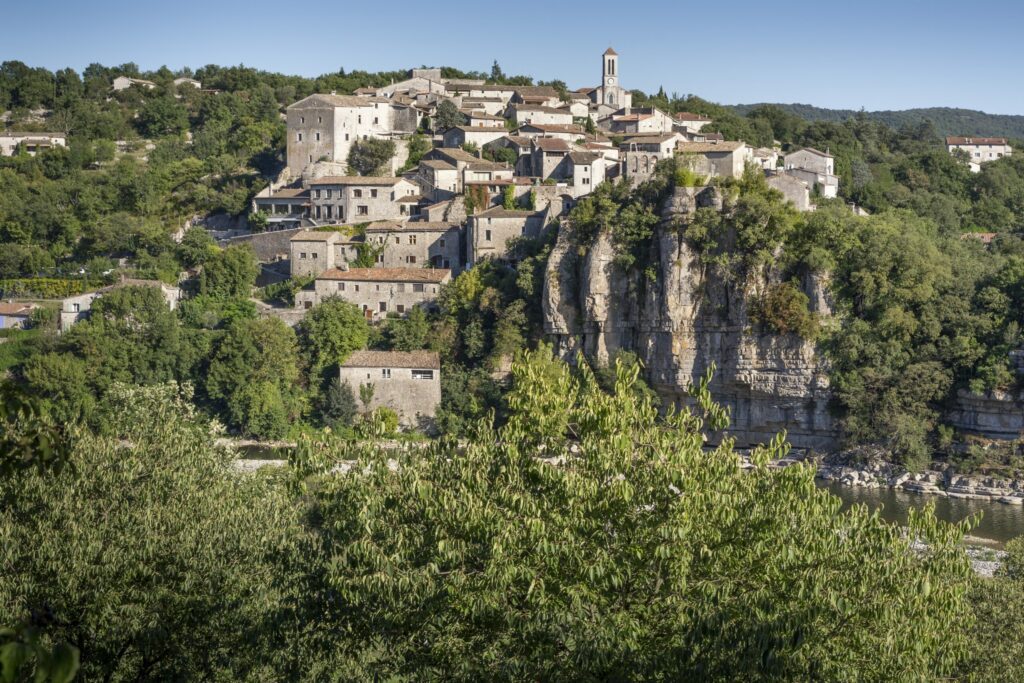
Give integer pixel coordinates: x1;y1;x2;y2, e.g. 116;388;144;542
749;281;820;340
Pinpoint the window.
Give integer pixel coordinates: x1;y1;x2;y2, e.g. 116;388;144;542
397;304;405;313
314;189;321;199
379;302;387;312
354;189;362;198
300;116;305;124
381;368;391;379
485;229;492;241
442;259;450;268
337;282;345;291
409;235;417;245
72;303;80;312
439;239;446;247
345;133;349;141
304;301;312;310
376;254;384;263
315;132;321;141
370;189;378;198
300;252;307;259
358;115;362;124
314;206;321;219
309;155;313;163
397;283;406;292
357;206;368;216
325;206;332;219
412;370;434;380
373;117;379;124
406;255;417;264
297;132;303;142
394;236;401;244
413;283;425;293
354;284;360;292
317;116;322;123
312;252;318;259
326;189;332;199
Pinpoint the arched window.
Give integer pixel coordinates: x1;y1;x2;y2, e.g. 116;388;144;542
632;156;639;173
643;155;650;173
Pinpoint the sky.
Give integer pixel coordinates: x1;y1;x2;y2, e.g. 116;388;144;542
5;0;1024;114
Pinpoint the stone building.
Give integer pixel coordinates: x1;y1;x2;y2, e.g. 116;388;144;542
364;221;463;273
339;350;441;429
783;148;838;198
530;137;572;180
671;112;712;135
308;176;419;224
620;133;683;182
511;104;574;126
606;107;674;134
514;123;588;141
252;187;310;229
569;151;611;196
946;136;1013;172
59;279;181;333
766;172;812;212
111;76;156;91
286;93;419;173
296;267;451;319
0;302;38;329
587;48;633;109
442;126;508;149
468;207;547;265
0;132;66;157
676;140;750;180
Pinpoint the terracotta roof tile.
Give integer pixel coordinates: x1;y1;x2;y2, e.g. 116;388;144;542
341;350;440;369
317;267;451;283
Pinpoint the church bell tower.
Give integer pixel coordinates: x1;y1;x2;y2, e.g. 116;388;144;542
603;47;619;90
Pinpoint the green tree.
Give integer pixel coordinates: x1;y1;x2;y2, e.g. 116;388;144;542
206;317;303;437
299;297;370;378
0;382;304;681
434;99;465;132
386;305;430;351
347;138;396;176
290;349;973;680
320;376;358;429
199;244;258;299
137;95;189;137
176;226;216;268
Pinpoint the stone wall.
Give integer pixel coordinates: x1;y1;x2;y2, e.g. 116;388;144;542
949;389;1024;441
220;228;302;263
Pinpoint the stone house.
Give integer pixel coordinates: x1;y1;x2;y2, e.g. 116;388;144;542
308;176;419;224
468;207;547;265
675;140;750;180
59;279;180;333
290;230;345;278
485;135;534;176
252;187;310;229
417;159;460;202
460;97;506;116
751;147;780;170
514;123;587;141
442;126;508;149
173;77;201;89
569;151;610;196
511;105;574;127
0;302;38;329
286;94;419;173
620;133;683;182
766;172;812;211
606;107;674;134
0;132;67;157
783;148;838;198
364;221;463;272
531;137;572;180
672;112;712;135
339;350;441;428
946;136;1013;172
111;76;156;91
464;111;506;128
296;267;451;319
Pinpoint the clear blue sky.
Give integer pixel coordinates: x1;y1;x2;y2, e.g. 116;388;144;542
5;0;1024;114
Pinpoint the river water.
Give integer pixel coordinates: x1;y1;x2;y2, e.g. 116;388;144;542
820;481;1024;547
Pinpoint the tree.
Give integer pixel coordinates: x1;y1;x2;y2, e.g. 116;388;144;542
176;226;216;268
298;297;370;378
386;305;430;351
490;60;505;82
320;377;357;429
434;99;465;132
347;138;396;176
137;95;189;137
200;244;258;299
206;317;303;437
0;383;305;681
289;349;973;680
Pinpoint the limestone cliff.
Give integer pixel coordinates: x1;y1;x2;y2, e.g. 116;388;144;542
543;185;838;451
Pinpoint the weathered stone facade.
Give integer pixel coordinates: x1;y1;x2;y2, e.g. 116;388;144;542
339;350;441;429
364;221;463;273
297;267;450;320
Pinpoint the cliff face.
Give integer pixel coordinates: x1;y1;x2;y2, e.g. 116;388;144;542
543;185;838;451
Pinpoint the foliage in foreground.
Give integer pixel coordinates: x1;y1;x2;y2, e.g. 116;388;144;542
290;348;974;681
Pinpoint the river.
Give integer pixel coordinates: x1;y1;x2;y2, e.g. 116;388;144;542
820;481;1024;547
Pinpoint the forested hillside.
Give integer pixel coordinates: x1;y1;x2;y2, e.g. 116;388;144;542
729;103;1024;140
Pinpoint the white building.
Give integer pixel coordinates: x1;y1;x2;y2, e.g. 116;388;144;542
783;148;839;198
587;48;633;109
946;136;1013;173
0;132;67;157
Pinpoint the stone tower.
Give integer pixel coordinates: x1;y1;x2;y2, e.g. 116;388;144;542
602;47;619;101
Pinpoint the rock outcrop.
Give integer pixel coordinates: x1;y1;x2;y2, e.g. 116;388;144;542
543;185;837;451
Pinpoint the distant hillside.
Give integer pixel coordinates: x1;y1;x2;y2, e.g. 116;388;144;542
729;103;1024;140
